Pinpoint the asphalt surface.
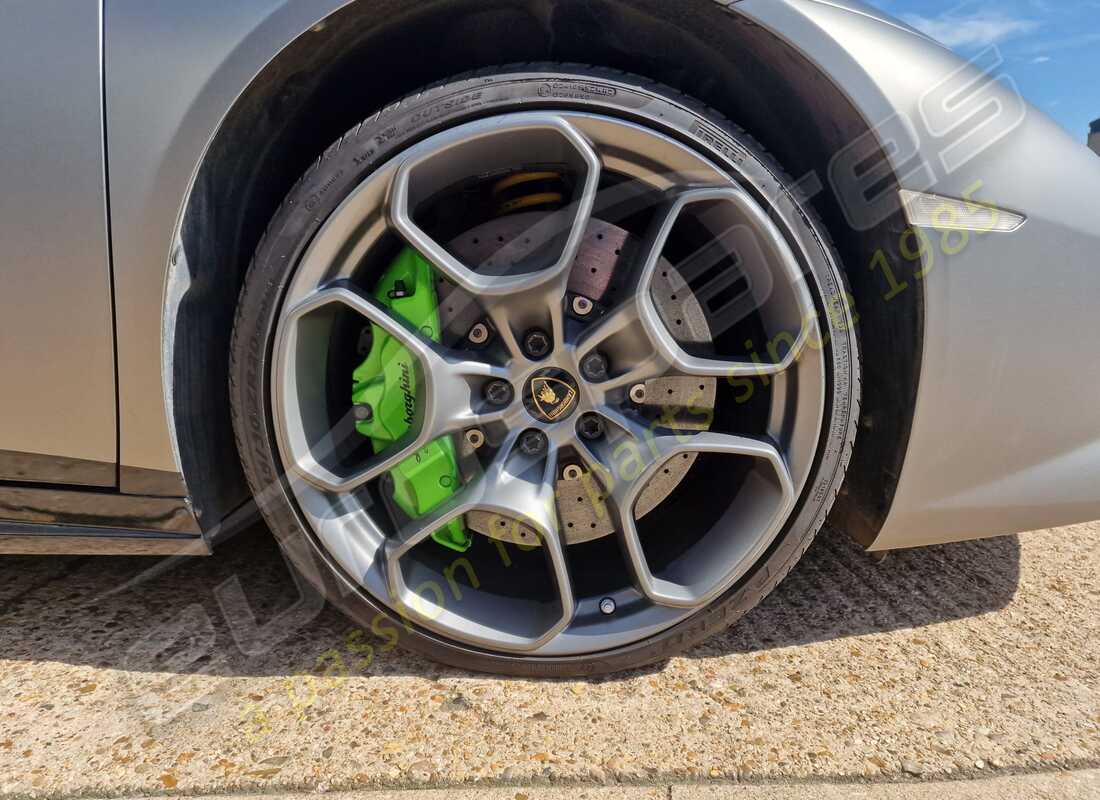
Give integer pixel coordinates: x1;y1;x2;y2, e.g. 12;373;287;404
1;520;1097;797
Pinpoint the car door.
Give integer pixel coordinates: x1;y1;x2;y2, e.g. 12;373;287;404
0;0;117;487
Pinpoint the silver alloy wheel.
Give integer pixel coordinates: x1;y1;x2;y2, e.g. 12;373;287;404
270;111;826;656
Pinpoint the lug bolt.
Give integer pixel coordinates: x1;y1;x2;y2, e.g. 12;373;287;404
518;429;549;456
464;428;486;450
571;295;594;316
577;412;605;441
599;597;617;615
467;321;490;345
522;328;552;359
483;379;514;407
353;403;374;422
561;463;584;481
580;350;609;382
629;383;647;405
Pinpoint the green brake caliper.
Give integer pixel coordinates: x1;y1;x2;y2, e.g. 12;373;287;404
351;248;471;552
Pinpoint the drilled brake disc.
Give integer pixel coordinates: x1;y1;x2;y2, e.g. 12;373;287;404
442;214;717;546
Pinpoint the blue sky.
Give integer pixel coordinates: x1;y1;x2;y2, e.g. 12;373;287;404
866;0;1100;140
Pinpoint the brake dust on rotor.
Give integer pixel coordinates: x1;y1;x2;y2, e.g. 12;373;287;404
351;247;470;553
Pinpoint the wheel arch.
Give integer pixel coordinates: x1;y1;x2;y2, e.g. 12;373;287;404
167;0;921;543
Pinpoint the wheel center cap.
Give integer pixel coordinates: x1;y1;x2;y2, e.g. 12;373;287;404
524;368;580;423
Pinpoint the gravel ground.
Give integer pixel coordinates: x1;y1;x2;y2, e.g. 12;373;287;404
121;769;1100;799
0;520;1097;797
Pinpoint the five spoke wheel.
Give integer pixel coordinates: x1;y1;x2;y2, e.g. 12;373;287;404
269;109;829;657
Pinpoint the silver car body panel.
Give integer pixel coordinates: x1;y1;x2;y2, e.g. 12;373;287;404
105;0;360;482
0;0;117;486
738;0;1100;548
98;0;1100;548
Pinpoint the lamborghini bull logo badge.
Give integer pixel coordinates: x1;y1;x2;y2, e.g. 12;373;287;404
536;382;560;406
531;377;577;422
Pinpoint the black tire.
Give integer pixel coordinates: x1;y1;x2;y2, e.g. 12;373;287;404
229;64;860;677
